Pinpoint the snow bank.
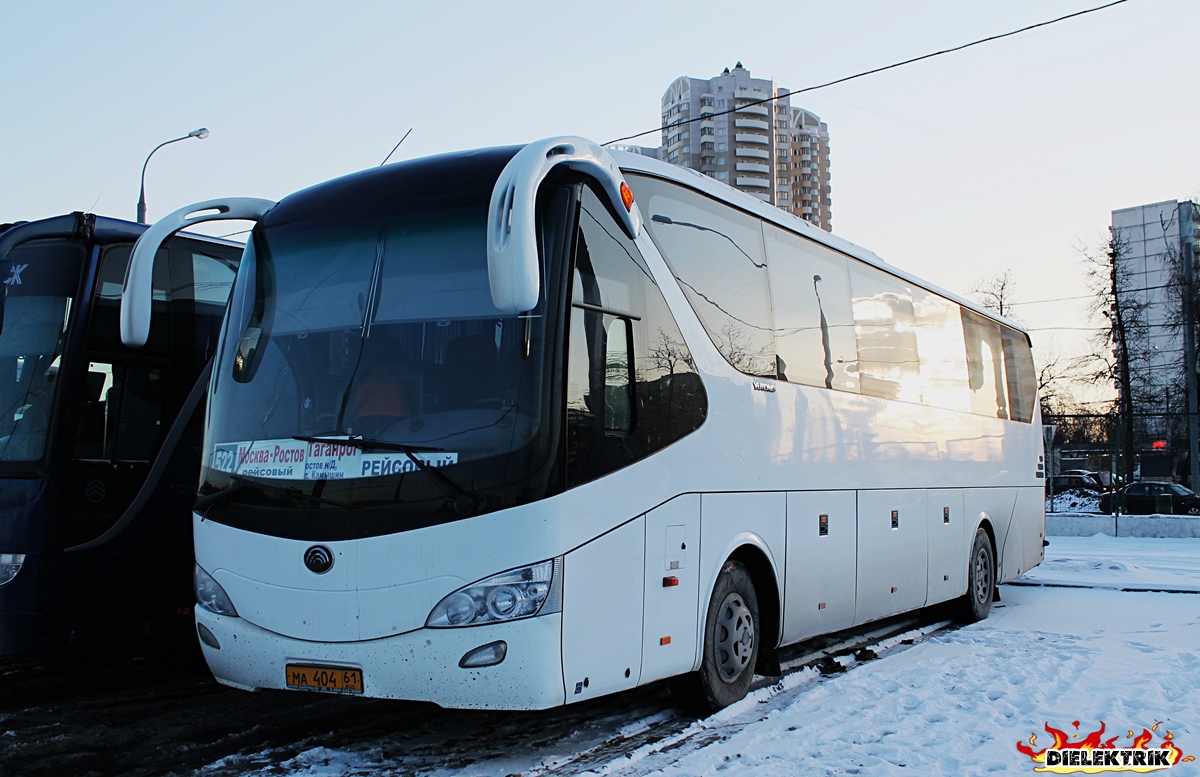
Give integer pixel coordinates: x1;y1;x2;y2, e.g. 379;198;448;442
1046;491;1101;513
1047;512;1200;538
1020;535;1200;592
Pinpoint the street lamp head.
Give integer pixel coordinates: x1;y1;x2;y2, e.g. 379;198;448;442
138;127;211;223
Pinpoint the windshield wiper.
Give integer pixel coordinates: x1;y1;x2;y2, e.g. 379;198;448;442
292;434;482;516
195;473;356;514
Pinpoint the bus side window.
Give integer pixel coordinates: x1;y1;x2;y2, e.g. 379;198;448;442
962;309;1009;420
763;225;859;392
631;175;776;378
913;291;971;413
848;264;921;403
110;365;163;461
604;317;633;432
73;363;112;460
565;185;706;489
72;362;164;462
1001;325;1036;423
95;245;171;304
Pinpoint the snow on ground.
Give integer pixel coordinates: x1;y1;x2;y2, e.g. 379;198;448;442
222;536;1200;777
596;538;1200;777
1021;535;1200;592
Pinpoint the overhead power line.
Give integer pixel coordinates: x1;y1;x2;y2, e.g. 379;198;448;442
604;0;1131;147
1007;279;1187;308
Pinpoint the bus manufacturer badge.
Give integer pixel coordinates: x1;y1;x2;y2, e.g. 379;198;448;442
304;546;335;575
85;480;107;504
752;381;776;393
4;263;28;285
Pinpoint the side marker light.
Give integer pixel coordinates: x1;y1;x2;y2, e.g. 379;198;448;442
620;181;635;212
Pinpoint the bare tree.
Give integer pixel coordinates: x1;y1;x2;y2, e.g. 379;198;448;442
1034;342;1070;418
968;269;1020;321
1076;228;1152;483
714;321;772;377
1036;335;1111;450
646;328;694;379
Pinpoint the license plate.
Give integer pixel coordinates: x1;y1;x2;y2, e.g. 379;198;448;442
285;663;364;695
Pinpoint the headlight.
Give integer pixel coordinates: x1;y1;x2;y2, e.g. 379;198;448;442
427;558;562;628
0;554;25;587
194;564;239;617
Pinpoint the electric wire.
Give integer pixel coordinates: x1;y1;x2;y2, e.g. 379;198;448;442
989;279;1194;309
603;0;1131;147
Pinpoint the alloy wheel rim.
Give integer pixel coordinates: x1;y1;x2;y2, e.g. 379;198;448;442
714;592;754;683
973;545;992;604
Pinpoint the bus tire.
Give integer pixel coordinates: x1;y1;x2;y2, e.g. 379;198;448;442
957;527;994;623
671;560;760;713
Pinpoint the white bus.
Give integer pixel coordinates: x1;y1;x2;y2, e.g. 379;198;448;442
120;137;1045;712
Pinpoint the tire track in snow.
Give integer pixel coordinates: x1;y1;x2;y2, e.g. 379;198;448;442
527;617;959;777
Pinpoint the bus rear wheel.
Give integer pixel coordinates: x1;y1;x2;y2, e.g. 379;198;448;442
671;560;760;713
957;527;994;623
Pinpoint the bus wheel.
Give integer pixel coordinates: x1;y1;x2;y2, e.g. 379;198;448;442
957;528;994;623
671;560;760;713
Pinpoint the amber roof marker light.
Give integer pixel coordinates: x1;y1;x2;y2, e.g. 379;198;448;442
620;181;635;212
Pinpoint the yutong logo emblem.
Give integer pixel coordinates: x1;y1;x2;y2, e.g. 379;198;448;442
304;546;335;574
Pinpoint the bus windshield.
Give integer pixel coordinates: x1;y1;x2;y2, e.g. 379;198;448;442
202;186;555;525
0;242;83;468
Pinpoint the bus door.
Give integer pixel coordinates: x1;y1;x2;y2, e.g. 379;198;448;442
56;244;171;554
53;239;236;644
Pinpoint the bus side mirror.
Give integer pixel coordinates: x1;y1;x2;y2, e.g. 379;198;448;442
487;136;642;313
120;197;276;348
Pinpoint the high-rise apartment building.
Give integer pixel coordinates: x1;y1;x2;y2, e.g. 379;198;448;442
1110;200;1199;472
660;63;832;230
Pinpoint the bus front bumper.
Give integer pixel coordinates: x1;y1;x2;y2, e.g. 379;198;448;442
194;608;566;710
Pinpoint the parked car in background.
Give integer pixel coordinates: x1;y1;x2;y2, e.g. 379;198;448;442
1061;468;1111;487
1098;481;1200;515
1046;472;1104;496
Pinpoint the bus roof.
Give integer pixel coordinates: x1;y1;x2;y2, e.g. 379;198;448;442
0;211;243;261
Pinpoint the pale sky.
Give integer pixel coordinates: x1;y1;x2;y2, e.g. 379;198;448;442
4;0;1199;382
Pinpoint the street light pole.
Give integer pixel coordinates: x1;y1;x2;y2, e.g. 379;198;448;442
137;128;209;223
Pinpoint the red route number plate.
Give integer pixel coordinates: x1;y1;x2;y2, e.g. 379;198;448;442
285;663;364;695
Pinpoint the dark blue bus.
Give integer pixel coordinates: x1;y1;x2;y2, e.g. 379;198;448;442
0;212;240;653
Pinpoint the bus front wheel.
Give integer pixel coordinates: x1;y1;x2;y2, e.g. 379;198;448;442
671;559;760;713
957;527;995;623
